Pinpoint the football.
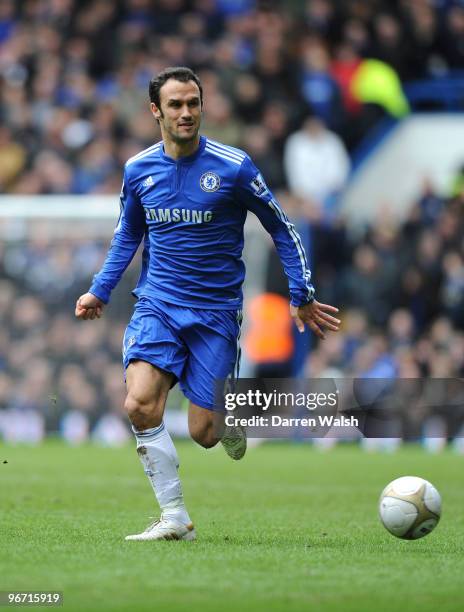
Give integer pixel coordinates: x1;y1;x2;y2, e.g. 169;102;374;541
379;476;442;540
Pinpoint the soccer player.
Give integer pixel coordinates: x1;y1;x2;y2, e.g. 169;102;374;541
75;67;340;541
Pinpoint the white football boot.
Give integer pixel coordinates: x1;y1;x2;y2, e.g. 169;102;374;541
221;423;247;460
125;516;196;541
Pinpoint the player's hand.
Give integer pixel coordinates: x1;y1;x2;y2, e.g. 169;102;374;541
290;300;340;339
75;292;104;320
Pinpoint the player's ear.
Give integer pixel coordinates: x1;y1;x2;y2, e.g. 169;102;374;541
150;102;162;121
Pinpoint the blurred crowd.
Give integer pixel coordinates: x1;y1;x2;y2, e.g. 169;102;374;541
0;249;133;444
1;181;463;445
1;0;464;445
1;0;464;195
231;168;464;447
259;181;464;377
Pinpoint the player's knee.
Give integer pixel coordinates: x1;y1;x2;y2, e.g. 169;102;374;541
189;424;219;449
124;395;162;429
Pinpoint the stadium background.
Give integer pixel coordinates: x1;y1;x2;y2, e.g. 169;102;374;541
0;0;463;446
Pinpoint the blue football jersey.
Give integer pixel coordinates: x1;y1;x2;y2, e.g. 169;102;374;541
89;136;315;309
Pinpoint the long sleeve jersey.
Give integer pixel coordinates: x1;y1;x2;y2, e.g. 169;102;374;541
89;136;315;310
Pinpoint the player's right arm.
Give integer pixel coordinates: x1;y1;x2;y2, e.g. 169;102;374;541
75;165;146;320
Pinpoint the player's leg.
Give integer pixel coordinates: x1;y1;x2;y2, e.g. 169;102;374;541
125;359;171;430
181;308;246;460
122;299;195;541
188;400;246;460
124;360;195;541
188;401;220;448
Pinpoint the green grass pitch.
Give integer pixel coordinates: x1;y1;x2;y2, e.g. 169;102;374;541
1;440;463;612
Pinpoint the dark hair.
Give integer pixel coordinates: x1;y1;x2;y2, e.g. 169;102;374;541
149;66;203;108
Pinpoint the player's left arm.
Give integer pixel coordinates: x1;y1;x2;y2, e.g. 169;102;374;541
235;155;340;338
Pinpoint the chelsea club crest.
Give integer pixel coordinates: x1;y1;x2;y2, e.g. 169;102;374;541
200;171;221;192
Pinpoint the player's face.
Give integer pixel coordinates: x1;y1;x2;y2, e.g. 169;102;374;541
151;79;202;144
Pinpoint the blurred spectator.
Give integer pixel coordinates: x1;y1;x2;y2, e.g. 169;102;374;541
341;243;396;326
403;1;439;78
241;125;285;189
331;42;363;116
261;102;290;155
298;36;345;130
369;12;407;78
202;91;243;146
441;251;464;328
284;117;350;220
415;177;445;226
233;73;264;123
388;309;416;350
438;4;464;69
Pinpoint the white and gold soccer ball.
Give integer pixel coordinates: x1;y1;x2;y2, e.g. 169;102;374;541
379;476;442;540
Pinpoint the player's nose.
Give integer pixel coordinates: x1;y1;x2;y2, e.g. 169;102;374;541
180;105;194;119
